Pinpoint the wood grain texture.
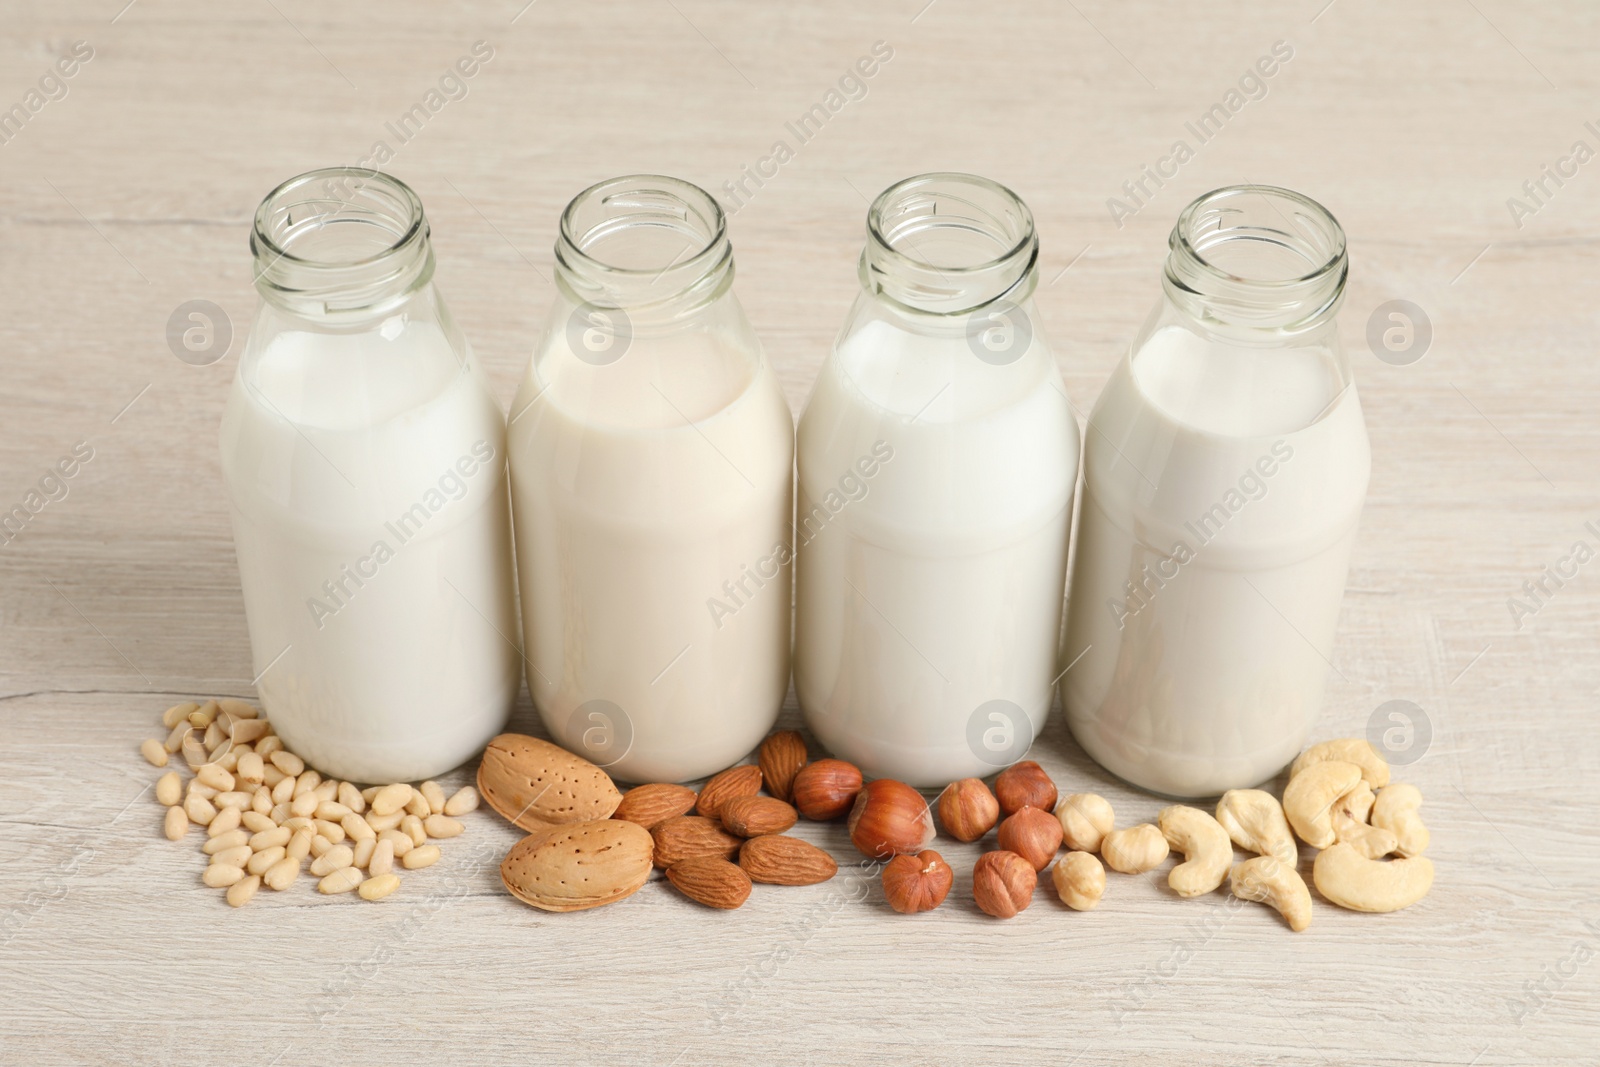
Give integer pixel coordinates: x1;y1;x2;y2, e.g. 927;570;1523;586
2;1;1598;1064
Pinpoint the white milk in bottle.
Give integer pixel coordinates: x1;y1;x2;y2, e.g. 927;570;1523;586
796;173;1079;786
1061;185;1370;798
507;176;793;784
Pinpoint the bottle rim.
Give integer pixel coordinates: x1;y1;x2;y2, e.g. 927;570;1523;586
862;172;1039;316
1172;184;1346;286
557;173;728;278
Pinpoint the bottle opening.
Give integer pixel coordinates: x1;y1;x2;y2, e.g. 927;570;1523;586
556;175;732;315
1165;185;1347;335
863;173;1038;315
250;168;433;317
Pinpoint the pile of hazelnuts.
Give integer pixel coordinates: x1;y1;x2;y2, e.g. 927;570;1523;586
785;744;1075;918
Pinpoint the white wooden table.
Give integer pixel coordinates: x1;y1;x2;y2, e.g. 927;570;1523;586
2;2;1596;1063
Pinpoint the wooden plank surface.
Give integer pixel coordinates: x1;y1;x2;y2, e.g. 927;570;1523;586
1;1;1597;1064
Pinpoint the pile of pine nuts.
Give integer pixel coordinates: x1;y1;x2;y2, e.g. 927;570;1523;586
142;698;479;907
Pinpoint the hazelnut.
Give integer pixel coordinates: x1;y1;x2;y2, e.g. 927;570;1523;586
1056;792;1115;853
937;778;999;842
972;850;1036;918
848;779;935;859
791;758;863;821
994;760;1057;816
1101;823;1169;874
1051;851;1106;911
996;805;1063;871
757;730;808;803
881;849;952;914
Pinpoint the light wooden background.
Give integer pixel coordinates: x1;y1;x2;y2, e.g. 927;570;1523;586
2;1;1597;1064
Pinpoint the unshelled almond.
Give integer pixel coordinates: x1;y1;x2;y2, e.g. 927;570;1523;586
477;733;622;833
694;765;763;821
666;856;752;909
650;815;742;869
757;730;807;803
614;783;698;829
500;819;654;912
738;834;838;885
720;795;797;837
791;759;862;821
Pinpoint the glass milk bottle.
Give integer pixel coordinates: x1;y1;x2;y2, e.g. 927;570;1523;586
507;175;793;784
1062;185;1370;798
219;168;520;783
795;173;1079;786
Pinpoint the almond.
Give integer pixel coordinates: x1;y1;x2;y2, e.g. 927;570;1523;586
720;795;797;837
499;820;653;912
477;733;622;834
757;730;807;802
650;815;743;869
614;783;698;829
666;856;752;909
739;834;838;886
694;764;763;820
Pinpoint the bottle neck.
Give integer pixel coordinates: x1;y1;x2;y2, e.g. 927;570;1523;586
250;168;434;325
1161;184;1347;342
554;175;734;331
859;172;1038;317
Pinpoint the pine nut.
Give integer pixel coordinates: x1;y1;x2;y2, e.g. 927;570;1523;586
359;874;400;901
314;779;338;802
286;828;313;862
203;863;245;888
215;749;240;773
363;811;402;835
443;786;480;816
371;784;412;816
352;838;375;869
164;720;190;753
341;814;375;842
203;721;223;751
360;786;380;804
400;815;426;848
163;805;188;840
207;807;242;837
310;845;354;877
419;780;446;814
268;802;291;824
230;719;269;745
282;816;313;834
182;733;209;770
155;771;181;807
317;867;362;895
263;856;300;891
191;700;220;728
262;764;286;789
293;770;321;798
141;739;168;767
226;874;260;908
269;776;294;805
309;834;334;858
236;752;265;787
290;792;318;818
188;781;217;801
423;815;464;839
269;750;304;777
162;702;199;729
196;764;233;791
184;795;217;826
313;819;346;844
211;845;252;868
404;791;431;819
337;781;365;814
247;845;286;876
255;735;283;757
218;698;257;719
378;828;413;858
249;826;290;852
369;838;395;876
251;787;273;815
215;792;253;810
401;845;440;870
241;811;275;834
314;801;351;822
203;829;248;855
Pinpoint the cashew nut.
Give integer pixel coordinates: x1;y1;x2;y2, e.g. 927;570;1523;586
1371;783;1430;858
1282;760;1361;848
1055;793;1115;853
1229;856;1312;932
1215;789;1298;866
1289;738;1389;789
1312;841;1433;912
1157;805;1232;897
1330;782;1397;859
1100;823;1168;874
